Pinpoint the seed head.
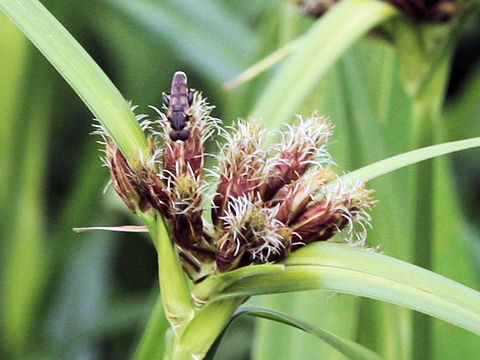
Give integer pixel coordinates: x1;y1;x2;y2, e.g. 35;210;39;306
98;72;376;280
105;141;150;213
216;196;287;271
212;120;268;224
262;114;333;200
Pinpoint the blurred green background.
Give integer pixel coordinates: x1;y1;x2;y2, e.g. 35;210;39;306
1;0;480;359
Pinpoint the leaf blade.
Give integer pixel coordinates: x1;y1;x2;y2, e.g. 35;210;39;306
238;306;386;360
207;243;480;336
343;137;480;183
0;0;148;158
250;0;397;127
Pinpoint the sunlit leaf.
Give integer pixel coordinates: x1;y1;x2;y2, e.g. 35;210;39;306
202;243;480;336
0;0;148;158
237;306;386;360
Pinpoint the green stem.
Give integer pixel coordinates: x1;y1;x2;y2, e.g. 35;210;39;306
410;52;452;360
172;297;246;360
388;18;456;360
250;0;398;127
141;214;194;334
134;296;170;360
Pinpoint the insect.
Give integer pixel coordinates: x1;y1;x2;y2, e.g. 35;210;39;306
162;71;195;141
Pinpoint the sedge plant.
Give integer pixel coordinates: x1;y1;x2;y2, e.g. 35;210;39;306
2;0;480;359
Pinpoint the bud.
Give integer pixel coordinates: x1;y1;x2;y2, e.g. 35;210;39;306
216;196;288;272
261;114;333;201
105;141;150;213
212;120;268;224
290;180;375;248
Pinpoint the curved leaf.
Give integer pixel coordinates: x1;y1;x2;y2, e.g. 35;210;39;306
205;304;387;360
0;0;148;159
193;264;284;305
250;0;397;127
236;306;386;360
101;0;252;82
199;243;480;337
342;136;480;183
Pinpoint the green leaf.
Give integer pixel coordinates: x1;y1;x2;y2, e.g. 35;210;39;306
100;0;252;82
0;0;148;159
334;40;414;359
237;306;386;360
174;298;246;360
193;264;285;304
134;296;169;360
431;158;480;358
341;137;480;184
0;11;27;206
250;0;398;127
224;37;301;90
207;243;480;336
1;57;52;357
140;215;194;332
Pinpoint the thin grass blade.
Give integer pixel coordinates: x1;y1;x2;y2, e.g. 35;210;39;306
0;0;148;158
238;306;386;360
342;137;480;184
250;0;397;126
207;243;480;336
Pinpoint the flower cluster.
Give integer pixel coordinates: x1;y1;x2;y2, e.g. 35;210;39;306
388;0;457;21
99;86;375;280
290;0;457;22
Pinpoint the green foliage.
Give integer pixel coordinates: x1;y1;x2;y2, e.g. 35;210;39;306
1;0;480;359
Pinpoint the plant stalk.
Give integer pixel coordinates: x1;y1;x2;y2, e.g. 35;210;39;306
134;296;170;360
171;297;246;360
388;18;455;360
141;214;194;335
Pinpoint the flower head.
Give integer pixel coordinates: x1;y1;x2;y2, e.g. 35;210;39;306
388;0;457;22
101;72;376;279
289;0;458;21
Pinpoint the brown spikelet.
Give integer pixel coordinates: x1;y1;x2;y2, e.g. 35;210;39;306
106;141;150;213
261;115;333;201
212;120;268;224
274;167;336;225
291;180;375;248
